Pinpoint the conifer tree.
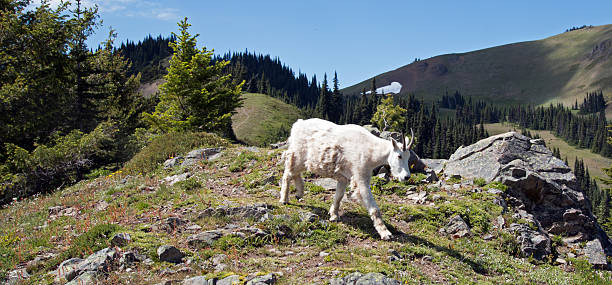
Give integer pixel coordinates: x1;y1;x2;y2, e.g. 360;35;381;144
371;94;406;132
315;74;330;120
144;17;243;138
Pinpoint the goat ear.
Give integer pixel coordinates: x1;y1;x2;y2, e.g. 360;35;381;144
391;138;400;150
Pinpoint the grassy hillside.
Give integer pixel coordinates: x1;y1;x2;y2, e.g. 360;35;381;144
1;139;610;284
343;25;612;110
232;93;302;146
485;123;612;187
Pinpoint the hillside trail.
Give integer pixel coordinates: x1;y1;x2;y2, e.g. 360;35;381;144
233;105;254;130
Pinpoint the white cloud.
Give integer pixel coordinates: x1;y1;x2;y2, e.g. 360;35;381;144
33;0;180;21
153;8;180;21
366;82;402;95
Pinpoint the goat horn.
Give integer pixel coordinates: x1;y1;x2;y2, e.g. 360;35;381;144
401;131;406;151
407;128;415;150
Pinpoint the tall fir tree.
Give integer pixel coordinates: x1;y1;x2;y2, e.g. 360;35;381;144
144;17;243;138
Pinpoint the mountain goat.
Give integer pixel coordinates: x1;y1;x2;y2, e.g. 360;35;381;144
280;118;414;240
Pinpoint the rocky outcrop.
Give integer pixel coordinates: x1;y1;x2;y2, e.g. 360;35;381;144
157;245;184;264
444;132;611;265
163;147;224;169
198;203;272;221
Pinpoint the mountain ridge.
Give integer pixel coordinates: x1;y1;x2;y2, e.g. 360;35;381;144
342;24;612;110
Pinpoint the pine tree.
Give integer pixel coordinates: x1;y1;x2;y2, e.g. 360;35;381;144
144;18;244;138
315;74;330;120
371;94;406;132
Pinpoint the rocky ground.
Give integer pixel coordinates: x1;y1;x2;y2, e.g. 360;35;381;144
1;132;611;284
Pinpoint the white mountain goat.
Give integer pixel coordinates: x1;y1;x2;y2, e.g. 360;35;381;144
279;118;414;240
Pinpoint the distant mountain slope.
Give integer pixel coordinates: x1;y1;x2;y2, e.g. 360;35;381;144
343;24;612;107
231;93;302;146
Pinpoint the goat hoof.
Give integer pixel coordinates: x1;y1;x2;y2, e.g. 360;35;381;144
329;215;338;222
380;231;393;240
279;199;288;205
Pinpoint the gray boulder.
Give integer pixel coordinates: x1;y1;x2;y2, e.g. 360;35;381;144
6;268;29;285
187;230;224;248
443;215;471;238
76;247;117;275
162;172;191;186
247;273;276;285
330;272;400;285
217;275;241;285
443;132;611;264
66;271;96;285
164;156;184;169
198;204;271;221
584;239;608;268
55;258;84;282
183;276;215;285
509;223;551;260
313;178;338;190
421;159;446;174
182;147;224;167
111;233;132;247
157;245;184;264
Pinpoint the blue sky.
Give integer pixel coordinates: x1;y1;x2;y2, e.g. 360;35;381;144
45;0;612;88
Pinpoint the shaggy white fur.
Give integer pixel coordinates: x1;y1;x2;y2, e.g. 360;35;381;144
279;118;414;240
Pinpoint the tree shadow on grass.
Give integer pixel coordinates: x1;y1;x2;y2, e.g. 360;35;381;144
293;203;488;275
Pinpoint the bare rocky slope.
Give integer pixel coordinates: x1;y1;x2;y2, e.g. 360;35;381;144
2;132;611;284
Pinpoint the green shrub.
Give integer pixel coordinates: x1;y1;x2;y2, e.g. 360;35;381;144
175;177;202;192
42;223;121;273
228;151;261;172
123;131;228;174
474;177;487;187
0;122;117;204
483;181;508;192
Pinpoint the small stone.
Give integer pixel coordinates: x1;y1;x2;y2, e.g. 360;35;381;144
186;224;202;231
165;216;188;232
313;178;337;190
422;255;433;262
159;268;177;276
163;156;184;169
299;211;319;223
110;233;132;247
6;268;30;285
445;215;471;238
555;258;567;265
48;206;66;216
496;216;505;228
162;173;191;186
187;230;224;248
483;234;494;240
157;245;184;264
284;251;294;256
319;251;329;257
215;263;228;272
95;200;109;211
211;254;227;265
246;273;276;285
